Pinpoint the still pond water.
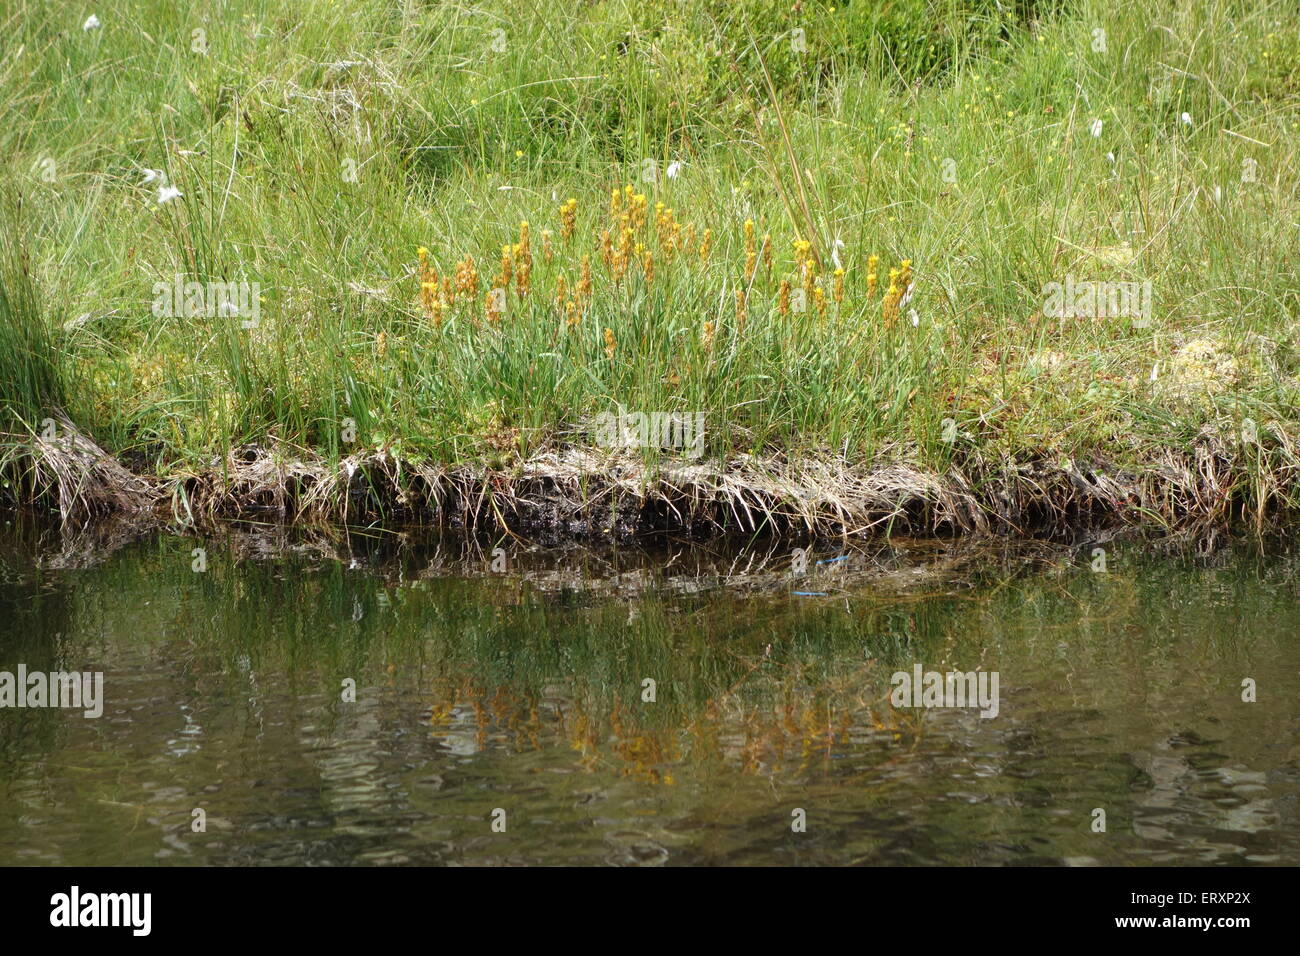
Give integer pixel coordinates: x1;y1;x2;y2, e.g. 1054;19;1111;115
1;524;1297;865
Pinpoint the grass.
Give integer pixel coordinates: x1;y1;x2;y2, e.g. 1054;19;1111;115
1;0;1298;533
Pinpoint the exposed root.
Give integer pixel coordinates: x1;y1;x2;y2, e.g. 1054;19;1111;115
3;416;1297;541
0;412;157;522
158;432;1299;540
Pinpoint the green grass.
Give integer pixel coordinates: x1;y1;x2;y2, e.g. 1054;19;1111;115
2;0;1298;519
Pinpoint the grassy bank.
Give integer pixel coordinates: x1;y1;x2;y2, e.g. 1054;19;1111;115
1;0;1298;535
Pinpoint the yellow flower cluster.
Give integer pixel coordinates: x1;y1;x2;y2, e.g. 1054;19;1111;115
411;183;916;348
882;258;913;328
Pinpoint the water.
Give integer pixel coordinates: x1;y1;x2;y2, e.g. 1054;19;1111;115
1;523;1297;866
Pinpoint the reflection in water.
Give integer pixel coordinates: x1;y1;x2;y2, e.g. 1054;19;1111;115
0;522;1297;865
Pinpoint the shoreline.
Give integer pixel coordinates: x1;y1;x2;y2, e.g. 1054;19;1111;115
3;414;1294;541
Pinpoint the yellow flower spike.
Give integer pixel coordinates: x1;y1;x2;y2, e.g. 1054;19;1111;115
643;249;654;284
882;269;902;328
814;284;827;318
541;229;553;263
604;327;617;359
555;274;568;307
833;267;845;305
560;199;577;240
610;188;621;220
600;229;613;269
762;234;773;274
699;228;712;262
867;272;878;298
702;319;715;350
778;278;791;316
735;287;747;330
500;245;513;285
565;298;579;328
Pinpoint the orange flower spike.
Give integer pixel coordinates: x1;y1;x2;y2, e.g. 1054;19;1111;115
486;288;504;325
578;255;593;301
601;229;613;269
